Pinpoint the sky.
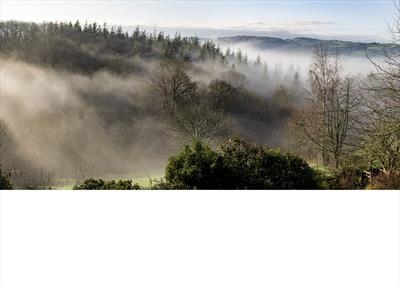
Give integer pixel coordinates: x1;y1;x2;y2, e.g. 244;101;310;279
0;0;396;42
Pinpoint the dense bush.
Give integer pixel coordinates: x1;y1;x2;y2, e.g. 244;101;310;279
0;167;12;189
165;141;225;189
218;137;267;188
219;137;318;189
73;178;141;190
164;138;318;189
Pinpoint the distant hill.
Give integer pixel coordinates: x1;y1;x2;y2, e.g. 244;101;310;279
217;35;395;56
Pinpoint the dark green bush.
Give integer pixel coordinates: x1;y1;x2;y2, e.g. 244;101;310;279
0;167;12;190
218;137;268;188
73;178;141;190
164;137;318;189
219;137;318;189
165;140;225;189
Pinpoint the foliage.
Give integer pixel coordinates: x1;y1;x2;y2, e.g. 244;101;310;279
0;167;13;190
312;166;336;189
0;20;228;74
219;137;318;189
218;137;269;189
360;127;400;172
73;178;141;190
165;140;225;189
164;138;318;189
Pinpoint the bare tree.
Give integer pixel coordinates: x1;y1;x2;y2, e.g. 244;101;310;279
362;1;400;171
298;46;361;169
167;88;231;141
151;62;196;114
220;69;247;90
208;79;235;111
74;162;91;184
151;63;231;141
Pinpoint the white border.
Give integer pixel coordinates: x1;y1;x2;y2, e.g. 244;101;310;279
1;190;399;285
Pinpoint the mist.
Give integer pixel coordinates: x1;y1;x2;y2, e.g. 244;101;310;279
1;59;176;181
0;58;275;184
1;53;297;187
217;41;377;79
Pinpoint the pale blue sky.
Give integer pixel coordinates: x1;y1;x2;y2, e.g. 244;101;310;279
0;0;395;41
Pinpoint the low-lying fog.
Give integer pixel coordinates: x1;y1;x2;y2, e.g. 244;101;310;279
1;59;174;180
218;42;377;78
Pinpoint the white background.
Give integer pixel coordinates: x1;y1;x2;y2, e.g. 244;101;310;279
1;191;399;285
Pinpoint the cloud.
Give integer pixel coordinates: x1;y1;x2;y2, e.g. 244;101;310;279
292;20;336;26
227;20;336;30
129;18;388;42
128;24;388;43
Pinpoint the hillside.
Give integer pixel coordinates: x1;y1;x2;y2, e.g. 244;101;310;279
217;35;394;56
0;20;225;74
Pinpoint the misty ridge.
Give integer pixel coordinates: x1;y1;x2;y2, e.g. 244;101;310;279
0;20;398;189
216;36;386;78
217;35;394;56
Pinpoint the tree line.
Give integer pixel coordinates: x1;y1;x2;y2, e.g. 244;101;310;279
0;20;237;73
